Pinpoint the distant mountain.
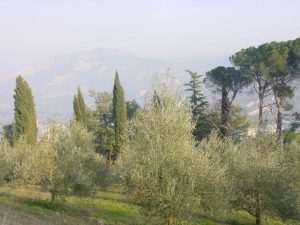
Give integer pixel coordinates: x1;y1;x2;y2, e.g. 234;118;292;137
0;48;298;125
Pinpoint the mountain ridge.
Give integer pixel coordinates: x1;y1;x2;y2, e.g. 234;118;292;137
0;48;289;125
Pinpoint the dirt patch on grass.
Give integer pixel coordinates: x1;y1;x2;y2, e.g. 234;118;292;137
0;205;53;225
0;204;109;225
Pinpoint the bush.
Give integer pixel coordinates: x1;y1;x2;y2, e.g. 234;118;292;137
0;137;33;183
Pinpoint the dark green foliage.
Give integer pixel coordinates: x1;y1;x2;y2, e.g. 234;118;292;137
194;104;249;142
1;123;15;145
126;99;140;120
232;38;300;139
259;40;300;140
205;67;251;137
88;91;115;160
73;87;88;127
283;113;300;144
13;76;37;145
231;46;272;127
184;70;209;141
112;71;127;156
193;111;219;142
184;70;208;119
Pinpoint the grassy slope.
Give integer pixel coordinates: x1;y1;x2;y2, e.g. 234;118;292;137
0;184;298;225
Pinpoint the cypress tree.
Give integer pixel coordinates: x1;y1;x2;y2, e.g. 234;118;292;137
13;75;37;144
73;86;87;127
112;71;127;159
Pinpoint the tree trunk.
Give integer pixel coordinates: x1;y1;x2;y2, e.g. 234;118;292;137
107;155;113;166
50;191;57;206
255;193;261;225
258;93;264;130
275;96;283;141
221;87;230;138
255;212;261;225
276;108;283;141
167;213;174;225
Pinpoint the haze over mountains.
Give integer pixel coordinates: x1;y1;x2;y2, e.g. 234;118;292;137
0;48;299;125
0;48;230;124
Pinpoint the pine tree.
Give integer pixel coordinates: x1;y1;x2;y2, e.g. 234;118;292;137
205;66;251;138
184;70;209;141
112;71;127;160
73;87;88;127
13;75;37;144
184;70;208;119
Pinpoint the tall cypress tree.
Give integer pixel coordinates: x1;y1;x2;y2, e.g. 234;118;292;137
73;86;87;127
112;71;127;159
13;75;37;144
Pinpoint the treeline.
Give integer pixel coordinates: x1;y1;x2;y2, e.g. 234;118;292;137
0;38;300;225
187;37;300;142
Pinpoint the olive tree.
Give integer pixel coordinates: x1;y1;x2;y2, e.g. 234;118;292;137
118;77;228;225
0;141;10;183
228;135;300;225
22;122;106;205
0;137;33;182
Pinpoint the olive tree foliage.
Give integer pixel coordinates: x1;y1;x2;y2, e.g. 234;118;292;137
280;141;300;218
34;122;107;204
0;137;33;182
118;77;229;225
0;149;5;184
1;122;108;205
228;135;300;225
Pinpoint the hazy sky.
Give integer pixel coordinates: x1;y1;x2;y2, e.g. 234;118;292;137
0;0;299;74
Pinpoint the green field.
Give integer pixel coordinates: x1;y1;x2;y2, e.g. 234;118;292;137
0;184;298;225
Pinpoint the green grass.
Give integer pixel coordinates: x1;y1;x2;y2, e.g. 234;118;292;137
0;184;158;225
0;184;298;225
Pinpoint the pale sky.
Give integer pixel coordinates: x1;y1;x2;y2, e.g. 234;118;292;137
0;0;299;74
